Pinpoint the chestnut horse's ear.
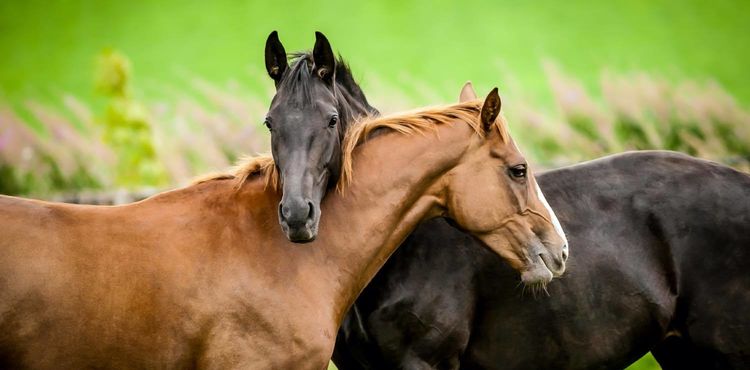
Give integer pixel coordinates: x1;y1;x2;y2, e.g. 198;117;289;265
313;31;336;83
480;87;502;133
459;81;478;103
265;31;288;86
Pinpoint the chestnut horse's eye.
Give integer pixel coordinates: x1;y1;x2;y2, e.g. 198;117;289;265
328;114;338;128
509;164;527;179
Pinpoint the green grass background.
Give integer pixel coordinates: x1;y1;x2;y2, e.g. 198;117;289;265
3;1;749;368
2;0;749;108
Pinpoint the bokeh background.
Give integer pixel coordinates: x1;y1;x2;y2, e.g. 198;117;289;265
1;1;748;368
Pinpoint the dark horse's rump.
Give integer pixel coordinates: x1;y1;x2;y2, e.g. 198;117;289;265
333;151;750;369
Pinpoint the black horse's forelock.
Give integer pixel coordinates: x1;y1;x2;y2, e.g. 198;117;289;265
279;52;316;107
279;52;377;125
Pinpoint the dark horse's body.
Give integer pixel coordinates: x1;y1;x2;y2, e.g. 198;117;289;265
333;151;750;369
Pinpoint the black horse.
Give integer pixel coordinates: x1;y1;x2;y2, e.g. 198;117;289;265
263;31;378;242
332;150;750;369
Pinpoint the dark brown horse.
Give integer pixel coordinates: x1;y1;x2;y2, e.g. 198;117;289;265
0;91;566;369
264;31;378;242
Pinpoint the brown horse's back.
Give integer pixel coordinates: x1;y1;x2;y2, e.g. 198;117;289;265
0;194;214;369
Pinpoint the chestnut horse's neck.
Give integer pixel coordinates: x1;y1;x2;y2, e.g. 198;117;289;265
309;120;478;322
212;115;479;331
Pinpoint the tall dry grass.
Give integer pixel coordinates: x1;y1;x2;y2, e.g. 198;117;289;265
509;64;750;172
1;66;748;199
0;79;270;198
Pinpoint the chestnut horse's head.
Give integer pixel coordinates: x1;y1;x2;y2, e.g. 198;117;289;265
446;86;568;285
264;31;376;243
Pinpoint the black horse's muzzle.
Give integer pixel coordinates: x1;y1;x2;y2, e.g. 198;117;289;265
278;197;318;243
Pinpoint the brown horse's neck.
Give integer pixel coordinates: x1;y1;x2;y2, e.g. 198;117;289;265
311;121;478;323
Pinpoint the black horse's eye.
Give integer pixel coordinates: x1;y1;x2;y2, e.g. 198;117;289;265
263;118;272;131
328;114;338;128
509;164;527;179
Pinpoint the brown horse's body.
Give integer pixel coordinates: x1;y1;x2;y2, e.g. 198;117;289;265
1;98;566;369
1;183;330;368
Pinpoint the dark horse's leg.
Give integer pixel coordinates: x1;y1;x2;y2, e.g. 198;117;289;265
367;304;468;370
652;333;750;370
652;335;711;370
333;305;379;369
333;219;477;370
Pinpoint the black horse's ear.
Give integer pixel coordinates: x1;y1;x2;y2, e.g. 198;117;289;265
480;88;502;133
313;31;335;83
265;31;288;85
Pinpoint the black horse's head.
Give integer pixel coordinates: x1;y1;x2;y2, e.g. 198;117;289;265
264;31;377;243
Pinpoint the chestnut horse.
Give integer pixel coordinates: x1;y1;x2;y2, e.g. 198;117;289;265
335;150;750;369
332;85;750;369
0;90;566;369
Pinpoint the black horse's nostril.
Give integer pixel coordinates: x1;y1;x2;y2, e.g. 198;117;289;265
279;198;314;227
306;201;314;220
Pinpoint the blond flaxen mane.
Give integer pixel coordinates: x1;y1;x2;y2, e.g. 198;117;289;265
192;154;279;190
339;100;509;189
195;100;510;192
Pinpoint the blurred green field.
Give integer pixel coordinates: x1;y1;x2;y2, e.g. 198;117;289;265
1;0;749;107
2;2;749;368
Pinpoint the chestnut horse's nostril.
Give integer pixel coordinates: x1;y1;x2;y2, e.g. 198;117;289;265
562;245;569;261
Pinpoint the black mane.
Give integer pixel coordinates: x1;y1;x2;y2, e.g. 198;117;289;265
333;56;374;113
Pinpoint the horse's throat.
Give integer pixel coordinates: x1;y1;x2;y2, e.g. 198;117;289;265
318;126;469;324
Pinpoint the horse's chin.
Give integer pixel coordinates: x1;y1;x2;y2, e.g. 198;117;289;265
282;224;318;243
520;263;554;286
